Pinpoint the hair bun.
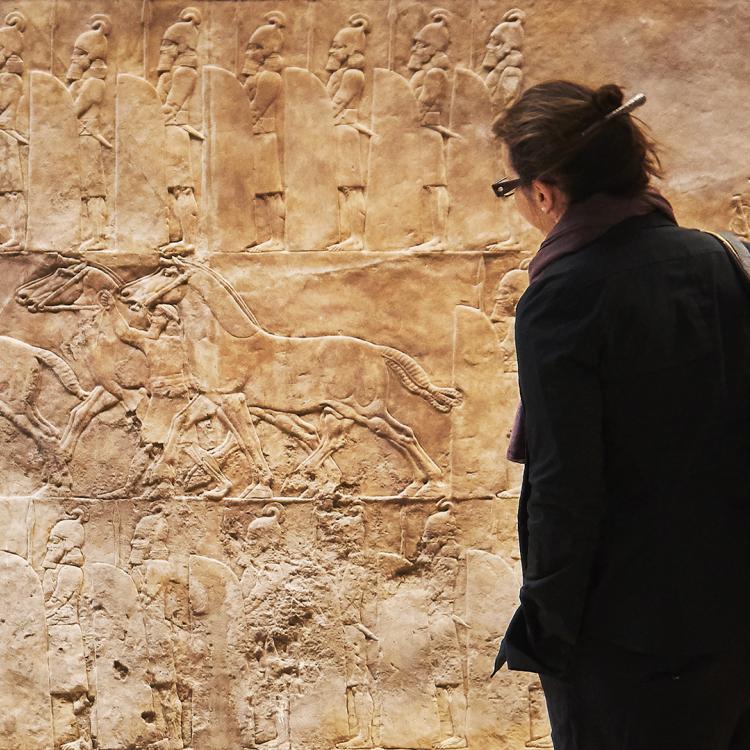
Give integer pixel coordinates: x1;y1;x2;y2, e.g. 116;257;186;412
593;84;624;114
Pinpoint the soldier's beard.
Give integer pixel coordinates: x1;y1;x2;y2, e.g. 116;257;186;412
67;61;85;81
326;54;343;72
482;50;500;70
43;550;63;568
241;58;261;76
157;50;177;73
407;52;427;71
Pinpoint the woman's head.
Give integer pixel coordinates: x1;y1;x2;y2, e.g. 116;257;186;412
493;81;661;228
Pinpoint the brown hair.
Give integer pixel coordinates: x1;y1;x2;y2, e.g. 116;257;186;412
493;80;662;203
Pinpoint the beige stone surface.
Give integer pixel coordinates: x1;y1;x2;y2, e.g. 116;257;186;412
0;0;743;748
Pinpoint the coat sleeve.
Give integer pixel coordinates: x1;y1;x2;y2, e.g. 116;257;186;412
502;279;606;676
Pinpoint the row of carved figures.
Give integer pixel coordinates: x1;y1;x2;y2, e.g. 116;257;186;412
0;6;526;255
4;496;551;750
5;253;529;500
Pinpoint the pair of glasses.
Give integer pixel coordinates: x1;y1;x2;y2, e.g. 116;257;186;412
491;176;523;198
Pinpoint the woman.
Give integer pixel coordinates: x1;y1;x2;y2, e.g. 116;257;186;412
492;81;750;749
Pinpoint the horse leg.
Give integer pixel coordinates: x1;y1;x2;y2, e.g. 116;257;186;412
183;433;237;488
248;406;345;483
29;402;60;439
0;398;71;493
0;399;50;445
182;444;232;501
153;395;216;485
296;408;351;476
376;407;448;496
59;386;120;460
213;394;273;498
246;406;319;448
323;398;446;497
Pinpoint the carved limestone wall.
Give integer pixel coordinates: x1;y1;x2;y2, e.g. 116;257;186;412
0;1;744;748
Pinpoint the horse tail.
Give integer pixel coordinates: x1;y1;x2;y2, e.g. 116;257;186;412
32;346;88;400
380;346;463;413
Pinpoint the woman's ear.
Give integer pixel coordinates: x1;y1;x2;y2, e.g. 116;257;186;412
530;180;553;214
531;179;568;224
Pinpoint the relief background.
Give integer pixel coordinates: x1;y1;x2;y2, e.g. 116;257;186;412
0;1;747;749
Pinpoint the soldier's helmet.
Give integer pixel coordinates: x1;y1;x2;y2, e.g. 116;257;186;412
422;499;456;542
332;13;371;56
0;11;26;58
491;8;525;49
163;6;202;53
74;14;111;62
50;508;86;551
248;502;284;534
414;8;451;53
133;508;169;551
249;11;287;55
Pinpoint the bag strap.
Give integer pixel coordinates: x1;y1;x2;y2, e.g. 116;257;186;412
704;230;750;284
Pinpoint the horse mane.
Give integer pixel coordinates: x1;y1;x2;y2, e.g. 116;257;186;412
180;259;261;327
82;259;126;288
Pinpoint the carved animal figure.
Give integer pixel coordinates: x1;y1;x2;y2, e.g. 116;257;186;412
15;259;147;464
15;260;276;498
119;257;463;497
0;335;88;491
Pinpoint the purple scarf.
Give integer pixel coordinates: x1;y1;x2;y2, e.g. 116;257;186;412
507;189;677;463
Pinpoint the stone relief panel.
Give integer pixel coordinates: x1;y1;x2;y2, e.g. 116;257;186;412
0;0;740;748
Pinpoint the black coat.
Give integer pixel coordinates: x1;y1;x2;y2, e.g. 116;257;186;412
496;211;750;677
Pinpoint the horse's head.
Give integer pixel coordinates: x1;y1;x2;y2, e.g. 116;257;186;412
118;258;192;311
15;259;122;313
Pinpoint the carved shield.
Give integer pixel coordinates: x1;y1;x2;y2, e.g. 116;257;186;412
376;578;440;747
202;66;256;252
464;549;528;748
283;67;339;251
448;67;504;249
189;555;249;750
451;304;511;496
0;551;53;750
114;74;169;253
85;562;156;750
366;68;423;251
27;72;81;253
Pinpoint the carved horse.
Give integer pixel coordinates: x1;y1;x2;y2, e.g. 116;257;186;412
0;335;89;492
15;260;276;498
119;257;463;497
15;259;147;462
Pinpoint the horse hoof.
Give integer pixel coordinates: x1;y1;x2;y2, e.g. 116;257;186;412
201;480;232;502
398;479;427;497
414;481;448;499
241;483;273;499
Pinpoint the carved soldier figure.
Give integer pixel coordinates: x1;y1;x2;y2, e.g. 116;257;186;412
240;504;300;750
67;14;112;252
490;267;528;372
525;679;554;748
327;501;380;749
102;295;193;449
417;500;468;750
43;509;92;750
408;9;455;253
100;287;272;500
156;7;202;255
482;9;526;111
729;192;750;239
0;11;26;253
325;14;372;252
130;506;186;750
240;12;287;253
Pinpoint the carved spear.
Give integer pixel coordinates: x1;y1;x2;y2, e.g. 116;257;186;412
387;0;397;70
305;0;317;70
